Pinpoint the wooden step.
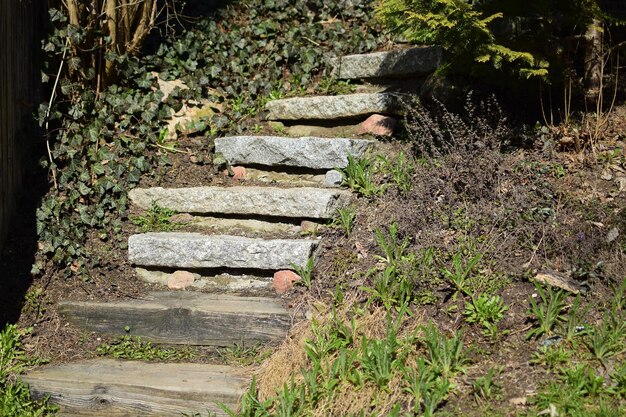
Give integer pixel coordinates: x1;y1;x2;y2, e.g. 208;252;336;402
128;232;319;270
59;292;292;346
214;136;375;170
23;359;247;416
265;92;401;121
129;186;351;219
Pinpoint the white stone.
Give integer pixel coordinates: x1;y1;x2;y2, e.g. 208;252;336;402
265;93;401;121
215;136;375;170
135;268;272;292
333;46;442;80
324;170;344;187
128;233;318;270
129;186;351;219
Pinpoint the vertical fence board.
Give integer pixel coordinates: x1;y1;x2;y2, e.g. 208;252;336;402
0;0;45;254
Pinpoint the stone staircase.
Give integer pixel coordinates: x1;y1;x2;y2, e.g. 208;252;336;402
22;46;440;416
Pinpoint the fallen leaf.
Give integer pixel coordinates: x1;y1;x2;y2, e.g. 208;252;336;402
537;404;559;416
606;227;619;243
601;170;613;180
509;397;527;406
533;271;581;294
355;241;368;259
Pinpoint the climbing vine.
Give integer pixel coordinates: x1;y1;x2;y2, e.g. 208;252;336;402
146;0;388;123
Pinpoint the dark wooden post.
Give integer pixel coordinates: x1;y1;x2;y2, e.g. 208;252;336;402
0;0;46;255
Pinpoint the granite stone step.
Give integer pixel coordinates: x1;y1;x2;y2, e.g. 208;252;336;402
265;92;402;121
185;215;302;237
23;359;247;416
128;232;318;270
332;46;442;80
58;292;292;346
135;268;274;292
129;186;351;219
214;136;375;170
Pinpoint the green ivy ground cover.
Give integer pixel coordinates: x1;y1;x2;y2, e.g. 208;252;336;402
35;0;388;277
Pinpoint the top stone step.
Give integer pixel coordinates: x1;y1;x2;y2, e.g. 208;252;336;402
332;46;442;80
265;92;401;121
215;136;375;170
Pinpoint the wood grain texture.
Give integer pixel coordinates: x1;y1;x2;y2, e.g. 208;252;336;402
59;292;292;346
23;359;248;416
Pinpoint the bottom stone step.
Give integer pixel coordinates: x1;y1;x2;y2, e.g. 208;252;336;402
136;268;273;292
59;292;292;346
23;359;247;417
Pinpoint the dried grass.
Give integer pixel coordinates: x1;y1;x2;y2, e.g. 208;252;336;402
255;294;427;414
311;374;406;417
255;315;312;401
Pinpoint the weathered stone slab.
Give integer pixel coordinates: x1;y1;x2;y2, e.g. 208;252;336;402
128;232;318;270
243;168;326;186
333;46;442;80
135;268;273;291
24;359;247;416
215;136;375;170
58;292;292;346
129;186;351;219
285;124;360;138
191;216;301;237
265;93;401;121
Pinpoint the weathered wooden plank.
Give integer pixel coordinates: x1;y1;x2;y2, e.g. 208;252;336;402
23;359;248;416
59;292;292;346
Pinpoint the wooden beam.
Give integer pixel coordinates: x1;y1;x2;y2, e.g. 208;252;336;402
23;359;248;416
59;292;292;346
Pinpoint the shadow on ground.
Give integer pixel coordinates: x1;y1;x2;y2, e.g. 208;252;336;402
0;126;49;327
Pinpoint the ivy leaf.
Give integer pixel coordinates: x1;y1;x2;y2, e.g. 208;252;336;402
78;182;91;196
92;163;105;176
128;169;141;184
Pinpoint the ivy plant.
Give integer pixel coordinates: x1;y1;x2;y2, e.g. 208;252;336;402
36;1;390;276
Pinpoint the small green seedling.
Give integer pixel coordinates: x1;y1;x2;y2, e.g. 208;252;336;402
471;366;503;401
441;252;482;298
340;155;385;198
526;282;569;340
130;203;180;232
292;256;315;289
334;207;356;236
464;294;508;339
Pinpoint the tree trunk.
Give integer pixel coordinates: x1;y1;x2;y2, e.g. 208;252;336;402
104;0;117;85
584;18;603;108
66;0;80;26
128;0;158;54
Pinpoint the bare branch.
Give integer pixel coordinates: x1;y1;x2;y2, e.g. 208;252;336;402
105;0;117;82
66;0;80;26
128;0;157;54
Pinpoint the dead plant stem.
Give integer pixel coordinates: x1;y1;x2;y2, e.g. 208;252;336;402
45;37;72;190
